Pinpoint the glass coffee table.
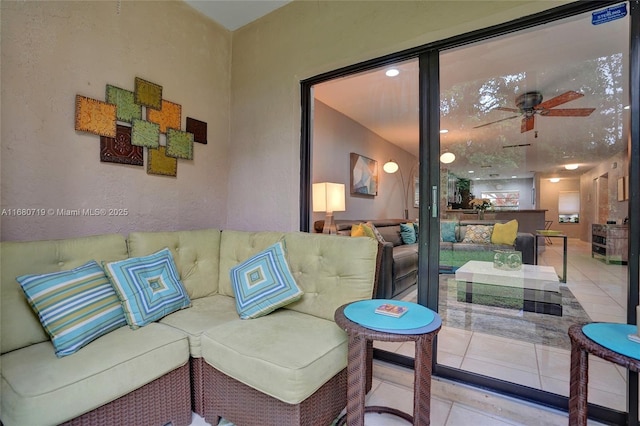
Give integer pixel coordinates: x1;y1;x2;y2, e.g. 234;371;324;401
455;260;561;315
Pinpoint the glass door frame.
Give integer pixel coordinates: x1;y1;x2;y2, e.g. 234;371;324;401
300;2;639;424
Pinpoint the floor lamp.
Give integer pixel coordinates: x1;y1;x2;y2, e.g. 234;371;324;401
383;160;409;220
312;182;346;234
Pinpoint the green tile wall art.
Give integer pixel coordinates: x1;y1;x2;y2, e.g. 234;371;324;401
166;128;194;160
131;119;160;148
75;76;208;177
106;85;142;123
134;77;162;110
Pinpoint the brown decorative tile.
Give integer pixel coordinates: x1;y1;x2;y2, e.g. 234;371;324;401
186;117;207;144
100;125;143;166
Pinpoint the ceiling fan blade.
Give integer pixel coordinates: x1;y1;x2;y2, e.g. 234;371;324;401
521;115;535;133
539;108;595;117
473;115;520;129
535;90;583;110
495;107;520;113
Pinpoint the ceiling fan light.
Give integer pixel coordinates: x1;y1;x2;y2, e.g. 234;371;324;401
440;152;455;164
564;164;579;170
383;160;399;173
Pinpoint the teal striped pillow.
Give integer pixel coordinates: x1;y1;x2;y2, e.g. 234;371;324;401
103;248;191;328
230;241;303;319
17;261;127;357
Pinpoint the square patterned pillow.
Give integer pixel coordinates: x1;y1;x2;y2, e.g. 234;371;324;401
462;225;494;244
17;261;127;357
230;241;303;319
103;248;191;329
365;222;386;244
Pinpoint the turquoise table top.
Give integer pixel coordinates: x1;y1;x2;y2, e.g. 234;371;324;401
582;323;640;361
344;299;440;334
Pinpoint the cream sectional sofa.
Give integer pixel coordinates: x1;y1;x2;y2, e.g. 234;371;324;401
1;229;380;426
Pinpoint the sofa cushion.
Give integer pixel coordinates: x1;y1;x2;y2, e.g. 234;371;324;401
491;219;519;245
104;248;191;328
16;261;126;358
377;225;403;246
1;234;129;355
127;228;222;299
0;323;189;426
159;294;239;357
461;225;493;244
201;309;347;405
230;241;303;319
399;223;417;244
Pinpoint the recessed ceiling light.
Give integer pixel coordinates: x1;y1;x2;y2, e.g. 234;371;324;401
385;69;400;77
511;176;517;178
565;164;579;170
624;105;630;110
550;178;560;183
440;129;449;134
475;178;481;180
468;170;474;174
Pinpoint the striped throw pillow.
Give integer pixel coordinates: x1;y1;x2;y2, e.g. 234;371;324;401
103;248;191;328
17;261;127;357
230;241;303;319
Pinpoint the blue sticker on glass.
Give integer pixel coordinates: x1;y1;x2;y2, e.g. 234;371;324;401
592;3;627;26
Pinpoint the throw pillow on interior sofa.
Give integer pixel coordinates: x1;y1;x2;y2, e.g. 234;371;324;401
351;223;376;239
440;221;457;243
491;219;519;245
103;248;191;329
400;223;417;244
365;222;386;244
16;260;127;357
462;225;493;244
230;241;303;319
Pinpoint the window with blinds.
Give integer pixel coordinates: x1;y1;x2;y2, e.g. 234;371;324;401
558;191;580;223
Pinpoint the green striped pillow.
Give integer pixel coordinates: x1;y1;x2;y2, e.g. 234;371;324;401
17;261;127;357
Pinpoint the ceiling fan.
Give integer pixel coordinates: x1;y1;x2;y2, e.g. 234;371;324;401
474;90;596;133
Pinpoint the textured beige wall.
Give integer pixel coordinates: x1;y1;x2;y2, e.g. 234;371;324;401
1;1;231;241
228;0;568;231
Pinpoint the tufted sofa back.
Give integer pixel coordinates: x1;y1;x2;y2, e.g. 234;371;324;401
1;234;129;354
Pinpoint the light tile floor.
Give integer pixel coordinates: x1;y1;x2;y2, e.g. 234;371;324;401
188;239;632;425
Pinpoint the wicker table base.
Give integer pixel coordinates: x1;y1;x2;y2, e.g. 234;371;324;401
568;323;640;425
334;304;441;426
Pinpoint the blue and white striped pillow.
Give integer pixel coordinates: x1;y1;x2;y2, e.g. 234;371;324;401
230;241;303;319
17;261;127;357
103;248;191;328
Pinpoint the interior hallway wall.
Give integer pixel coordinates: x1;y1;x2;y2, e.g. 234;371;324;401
312;100;418;226
227;0;570;231
1;0;231;241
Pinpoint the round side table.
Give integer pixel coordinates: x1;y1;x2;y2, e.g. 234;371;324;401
568;323;640;425
334;303;442;426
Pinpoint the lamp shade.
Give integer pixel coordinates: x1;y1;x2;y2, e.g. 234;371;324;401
313;182;346;213
383;160;399;174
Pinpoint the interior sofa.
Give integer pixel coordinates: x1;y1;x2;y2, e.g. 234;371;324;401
441;220;535;267
314;218;534;300
315;219;416;299
1;229;380;426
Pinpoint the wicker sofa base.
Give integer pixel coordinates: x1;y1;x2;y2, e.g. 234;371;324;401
191;357;206;416
203;362;347;426
60;362;192;426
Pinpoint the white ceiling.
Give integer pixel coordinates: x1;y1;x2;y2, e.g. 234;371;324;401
314;8;630;181
184;0;291;31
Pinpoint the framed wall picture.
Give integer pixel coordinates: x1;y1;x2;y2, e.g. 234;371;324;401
350;153;378;196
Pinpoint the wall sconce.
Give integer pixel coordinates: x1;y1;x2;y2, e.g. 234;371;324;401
440;152;456;164
312;182;346;234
